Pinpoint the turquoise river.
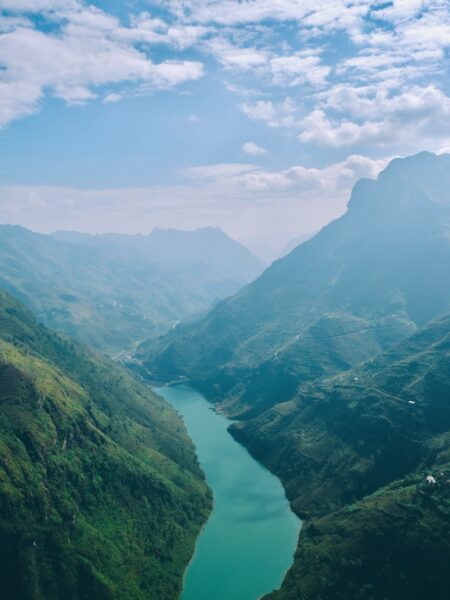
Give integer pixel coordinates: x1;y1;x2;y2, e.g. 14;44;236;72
157;384;301;600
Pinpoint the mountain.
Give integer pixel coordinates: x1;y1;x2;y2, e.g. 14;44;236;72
0;225;264;355
136;152;450;598
279;232;315;257
246;313;450;599
137;151;450;415
0;288;211;600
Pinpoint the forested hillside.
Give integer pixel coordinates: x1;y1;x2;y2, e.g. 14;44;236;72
0;289;211;600
252;314;450;599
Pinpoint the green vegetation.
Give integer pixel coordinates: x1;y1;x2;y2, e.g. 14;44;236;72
138;152;450;598
0;288;211;599
0;225;264;355
254;314;450;599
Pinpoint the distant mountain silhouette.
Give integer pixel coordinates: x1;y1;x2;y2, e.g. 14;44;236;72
0;225;264;354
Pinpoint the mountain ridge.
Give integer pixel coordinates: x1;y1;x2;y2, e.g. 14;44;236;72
137;152;450;416
0;224;264;354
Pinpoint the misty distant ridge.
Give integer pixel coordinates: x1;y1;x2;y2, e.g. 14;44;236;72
53;225;242;245
0;224;264;354
52;226;264;267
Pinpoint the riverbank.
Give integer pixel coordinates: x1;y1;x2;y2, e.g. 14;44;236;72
156;385;300;600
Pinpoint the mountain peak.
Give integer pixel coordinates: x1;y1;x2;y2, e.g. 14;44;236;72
377;151;450;206
138;150;450;408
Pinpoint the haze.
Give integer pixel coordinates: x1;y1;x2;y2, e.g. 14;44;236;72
2;1;450;259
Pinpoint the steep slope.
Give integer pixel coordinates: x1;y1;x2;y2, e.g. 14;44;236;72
0;288;211;600
0;225;264;355
137;152;450;415
236;314;450;599
279;232;315;257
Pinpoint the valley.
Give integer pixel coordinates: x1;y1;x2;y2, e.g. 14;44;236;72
0;226;264;355
138;152;450;599
1;152;450;599
3;3;450;598
157;385;300;600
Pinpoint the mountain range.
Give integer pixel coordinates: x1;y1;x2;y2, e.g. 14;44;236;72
2;151;449;598
137;151;450;598
137;152;450;415
0;225;264;355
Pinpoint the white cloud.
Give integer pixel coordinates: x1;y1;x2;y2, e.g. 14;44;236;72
205;37;268;70
122;13;210;49
299;85;450;147
238;83;450;151
157;0;370;31
0;153;388;260
166;24;209;48
0;79;43;125
184;162;257;179
270;52;330;87
0;4;205;126
237;153;388;192
241;100;276;122
202;37;330;88
103;92;122;104
240;96;299;127
374;0;437;25
323;84;450;120
242;141;268;156
0;0;78;10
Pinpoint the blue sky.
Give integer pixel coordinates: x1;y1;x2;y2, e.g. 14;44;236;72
1;0;450;259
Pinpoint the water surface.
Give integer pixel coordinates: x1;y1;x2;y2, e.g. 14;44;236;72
157;384;300;600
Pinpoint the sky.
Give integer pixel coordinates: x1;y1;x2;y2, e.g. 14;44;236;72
0;0;450;260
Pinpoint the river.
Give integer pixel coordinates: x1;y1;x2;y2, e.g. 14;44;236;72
156;384;300;600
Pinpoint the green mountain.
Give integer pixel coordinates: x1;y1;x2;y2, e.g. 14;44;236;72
137;152;450;598
137;151;450;415
0;225;264;355
241;313;450;599
0;288;211;600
